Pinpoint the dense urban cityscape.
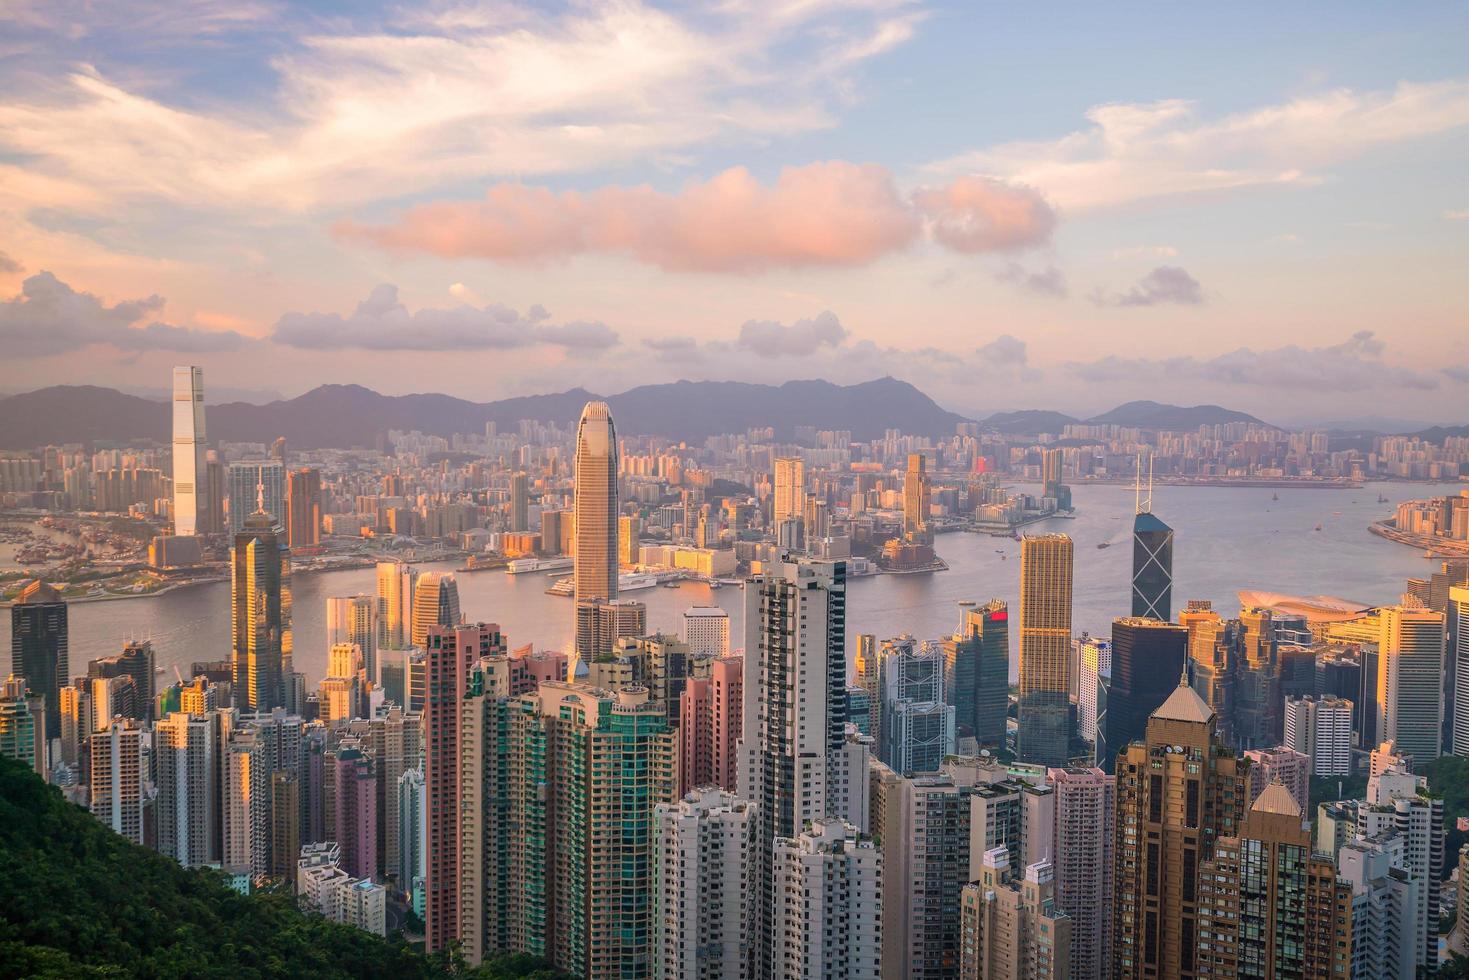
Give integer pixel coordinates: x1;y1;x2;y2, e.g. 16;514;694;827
4;3;1469;979
1;363;1467;979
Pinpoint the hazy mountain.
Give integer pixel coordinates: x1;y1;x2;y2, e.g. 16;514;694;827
0;377;969;448
979;409;1080;434
1086;400;1269;430
1411;425;1469;445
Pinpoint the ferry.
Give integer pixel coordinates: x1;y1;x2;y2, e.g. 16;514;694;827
506;556;574;575
546;570;659;596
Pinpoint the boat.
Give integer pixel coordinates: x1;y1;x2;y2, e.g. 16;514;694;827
506;556;574;575
1096;542;1111;549
1272;492;1279;501
620;573;660;592
1313;524;1322;532
1378;494;1390;504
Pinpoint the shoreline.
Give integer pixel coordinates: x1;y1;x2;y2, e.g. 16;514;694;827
1367;520;1469;558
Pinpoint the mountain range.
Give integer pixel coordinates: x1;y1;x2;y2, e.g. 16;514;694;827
0;381;1453;449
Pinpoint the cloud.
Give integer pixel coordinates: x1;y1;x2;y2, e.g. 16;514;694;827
1443;365;1469;383
736;311;849;356
338;163;1053;273
642;335;706;363
975;334;1042;380
270;284;617;352
1110;245;1177;260
1067;331;1440;391
912;176;1055;253
995;262;1066;297
1446;209;1469;221
0;270;249;357
0;251;21;273
1097;266;1204;307
928;80;1469;210
0;2;923;215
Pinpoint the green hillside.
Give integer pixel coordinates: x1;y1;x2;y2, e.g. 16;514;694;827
0;756;560;980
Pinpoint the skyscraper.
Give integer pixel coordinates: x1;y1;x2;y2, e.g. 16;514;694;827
1194;781;1354;978
171;365;208;537
1234;607;1281;749
903;451;931;543
943;599;1010;750
231;508;292;712
878;637;954;775
1112;678;1249;979
155;711;216;867
375;561;417;650
1376;604;1446;762
1048;767;1115;980
285;467;322;549
1182;600;1235;747
0;675;44;777
410;572;460;650
1452;585;1469;756
1130;455;1173;621
573;400;619;608
1018;534;1074;766
652;788;754;980
11;579;68;737
508;471;529;532
91;718;147;844
773;456;805;524
771;820;882;980
227;460;285;533
1105;617;1188;764
327;594;378;684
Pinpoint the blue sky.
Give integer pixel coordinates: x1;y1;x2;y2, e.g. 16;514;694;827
0;1;1466;424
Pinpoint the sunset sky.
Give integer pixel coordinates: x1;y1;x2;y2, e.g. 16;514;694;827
1;1;1467;425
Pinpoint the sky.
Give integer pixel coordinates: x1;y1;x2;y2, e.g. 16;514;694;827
1;0;1467;426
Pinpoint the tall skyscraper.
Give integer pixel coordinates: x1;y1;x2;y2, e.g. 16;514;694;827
739;557;851;980
1194;781;1354;978
1112;678;1249;979
90;717;147;844
285;467;322;549
1182;600;1234;747
231;508;292;712
508;471;529;532
1235;607;1282;749
1048;767;1115;980
903;451;931;543
1105;617;1188;764
227;460;285;533
155;711;216;867
327;594;378;684
1018;534;1074;767
171;365;208;537
1130;455;1173;621
773;456;805;524
572;401;619;623
1376;604;1446;763
375;561;417;650
88;640;155;723
10;579;68;737
942;599;1010;750
410;572;460;649
877;637;954;775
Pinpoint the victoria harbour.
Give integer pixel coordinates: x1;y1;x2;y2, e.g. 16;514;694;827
6;481;1453;686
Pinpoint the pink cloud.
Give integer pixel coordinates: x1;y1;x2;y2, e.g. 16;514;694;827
336;162;1052;272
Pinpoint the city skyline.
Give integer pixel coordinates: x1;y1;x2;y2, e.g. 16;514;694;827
1;4;1467;421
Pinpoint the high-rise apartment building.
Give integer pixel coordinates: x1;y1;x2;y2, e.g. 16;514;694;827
171;365;209;537
508;471;529;532
155;711;216;867
270;770;300;881
1376;604;1446;763
1334;834;1421;980
375;561;417;651
877;637;954;775
1048;767;1115;980
959;850;1072;980
677;655;742;796
223;730;270;877
285;466;322;549
1073;634;1111;759
231;510;292;712
1112;679;1249;979
1453;585;1469;756
771;820;882;980
227;460;284;533
943;599;1009;750
1018;534;1074;766
652;787;755;980
1195;781;1353;978
573;597;646;662
1364;761;1445;967
90;718;147;845
0;675;44;777
410;572;460;650
1284;695;1354;776
573;401;619;633
1106;618;1188;763
333;747;377;881
88;640;156;723
10;579;67;737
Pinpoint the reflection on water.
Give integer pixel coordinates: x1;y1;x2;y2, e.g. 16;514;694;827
3;482;1455;686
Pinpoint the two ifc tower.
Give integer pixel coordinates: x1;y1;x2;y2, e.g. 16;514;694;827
1132;452;1174;622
